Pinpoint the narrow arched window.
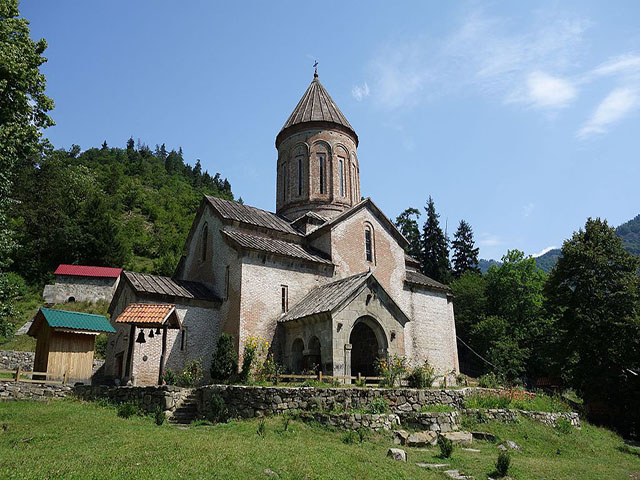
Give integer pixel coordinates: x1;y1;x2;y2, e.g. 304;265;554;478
297;157;303;196
365;226;373;262
318;154;325;194
201;224;208;262
338;158;344;197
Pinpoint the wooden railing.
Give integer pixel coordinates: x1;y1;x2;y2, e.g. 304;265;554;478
274;372;387;385
0;367;69;385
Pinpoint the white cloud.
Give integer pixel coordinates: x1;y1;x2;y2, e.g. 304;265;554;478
577;87;639;138
523;202;535;217
522;71;577;108
351;82;370;101
591;54;640;77
479;234;504;247
532;246;558;258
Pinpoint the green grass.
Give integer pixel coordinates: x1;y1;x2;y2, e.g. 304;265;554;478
464;392;571;412
0;400;638;479
419;404;456;413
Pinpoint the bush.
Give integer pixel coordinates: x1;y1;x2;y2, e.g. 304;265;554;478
207;392;227;423
239;336;269;384
438;435;454;458
256;419;266;437
341;430;358;444
161;369;177;386
496;452;511;477
555;417;573;434
153;406;165;426
210;333;238;383
478;372;504;388
176;359;203;387
375;355;407;387
364;397;389;414
117;402;139;419
406;360;436;388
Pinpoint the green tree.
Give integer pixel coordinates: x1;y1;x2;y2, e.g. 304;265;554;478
450;271;486;344
545;218;640;433
210;333;238;382
0;0;54;268
394;207;421;260
451;219;480;278
420;196;451;283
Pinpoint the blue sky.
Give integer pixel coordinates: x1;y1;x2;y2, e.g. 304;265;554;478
23;0;640;260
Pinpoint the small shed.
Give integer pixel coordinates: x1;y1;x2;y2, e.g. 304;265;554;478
28;308;116;383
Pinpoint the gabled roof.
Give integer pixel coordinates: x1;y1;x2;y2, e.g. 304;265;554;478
276;74;358;147
306;197;409;249
222;229;332;265
28;308;115;337
115;303;181;329
280;272;410;325
205;195;300;236
405;270;450;292
54;264;122;278
121;271;220;303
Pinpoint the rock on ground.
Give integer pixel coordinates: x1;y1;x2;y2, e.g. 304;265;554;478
387;448;407;462
407;431;437;447
393;429;409;445
441;431;473;446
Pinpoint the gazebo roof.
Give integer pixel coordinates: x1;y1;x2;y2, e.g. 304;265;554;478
28;308;115;337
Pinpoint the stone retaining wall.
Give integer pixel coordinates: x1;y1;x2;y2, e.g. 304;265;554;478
298;412;401;431
462;408;581;428
399;411;459;432
73;385;189;416
199;385;474;418
0;350;105;374
0;381;73;401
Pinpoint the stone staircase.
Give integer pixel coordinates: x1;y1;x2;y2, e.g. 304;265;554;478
169;390;200;425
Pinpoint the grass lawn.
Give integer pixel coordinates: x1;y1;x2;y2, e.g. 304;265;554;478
0;400;638;479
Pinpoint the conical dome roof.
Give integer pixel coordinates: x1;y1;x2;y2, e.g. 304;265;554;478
276;74;358;147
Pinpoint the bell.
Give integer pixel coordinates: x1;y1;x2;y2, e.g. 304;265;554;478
135;331;146;343
155;327;161;335
148;329;154;338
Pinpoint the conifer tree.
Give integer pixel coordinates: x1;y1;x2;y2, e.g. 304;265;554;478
395;207;421;260
421;196;451;283
451;219;480;277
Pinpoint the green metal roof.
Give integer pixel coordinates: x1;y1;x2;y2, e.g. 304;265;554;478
39;307;116;334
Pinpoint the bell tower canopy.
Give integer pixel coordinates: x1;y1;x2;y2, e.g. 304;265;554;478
276;75;358;149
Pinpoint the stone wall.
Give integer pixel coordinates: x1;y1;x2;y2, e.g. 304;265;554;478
298;412;400;431
0;381;72;401
399;411;459;432
73;384;189;416
0;350;104;375
462;408;581;428
43;275;118;304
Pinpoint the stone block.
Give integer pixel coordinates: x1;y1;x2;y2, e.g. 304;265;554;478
387;448;407;462
441;431;473;446
407;431;437;447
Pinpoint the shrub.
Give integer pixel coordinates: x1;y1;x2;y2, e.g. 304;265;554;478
341;430;358;444
117;402;139;419
210;333;238;383
364;397;390;414
207;392;227;423
437;435;454;458
375;355;407;387
555;417;573;434
354;379;367;388
256;419;266;437
406;360;436;388
239;336;269;384
176;359;203;387
162;369;178;386
153;406;166;426
356;427;369;442
496;452;511;477
478;372;504;388
191;419;214;427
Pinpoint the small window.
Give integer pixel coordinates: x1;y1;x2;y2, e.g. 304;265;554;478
319;154;325;194
180;328;187;351
297;157;303;196
339;158;344;197
283;164;288;200
365;226;373;262
281;285;289;313
201;224;208;262
224;266;230;300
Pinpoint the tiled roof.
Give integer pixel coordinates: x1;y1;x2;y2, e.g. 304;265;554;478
29;308;115;336
115;303;180;327
123;271;220;302
222;230;332;265
280;272;370;322
405;253;420;266
276;75;357;147
405;270;450;292
206;196;300;235
54;264;122;278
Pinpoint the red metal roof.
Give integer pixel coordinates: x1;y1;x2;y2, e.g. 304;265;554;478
54;264;123;278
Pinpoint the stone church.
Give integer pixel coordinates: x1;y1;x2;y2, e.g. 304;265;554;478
104;72;459;386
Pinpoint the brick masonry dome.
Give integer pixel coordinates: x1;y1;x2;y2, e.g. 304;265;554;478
276;74;361;220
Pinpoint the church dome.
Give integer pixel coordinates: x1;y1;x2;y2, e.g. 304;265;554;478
276;72;358;149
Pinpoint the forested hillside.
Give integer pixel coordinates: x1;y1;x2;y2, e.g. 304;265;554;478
8;139;233;283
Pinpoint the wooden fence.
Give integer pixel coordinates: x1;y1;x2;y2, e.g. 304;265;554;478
275;372;388;385
0;366;69;385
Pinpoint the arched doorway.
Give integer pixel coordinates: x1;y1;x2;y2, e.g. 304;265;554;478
349;318;387;377
291;338;304;374
305;336;322;372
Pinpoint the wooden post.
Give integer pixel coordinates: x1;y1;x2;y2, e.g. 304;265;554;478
63;370;69;385
317;370;322;382
15;366;21;383
158;325;168;385
357;372;361;383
